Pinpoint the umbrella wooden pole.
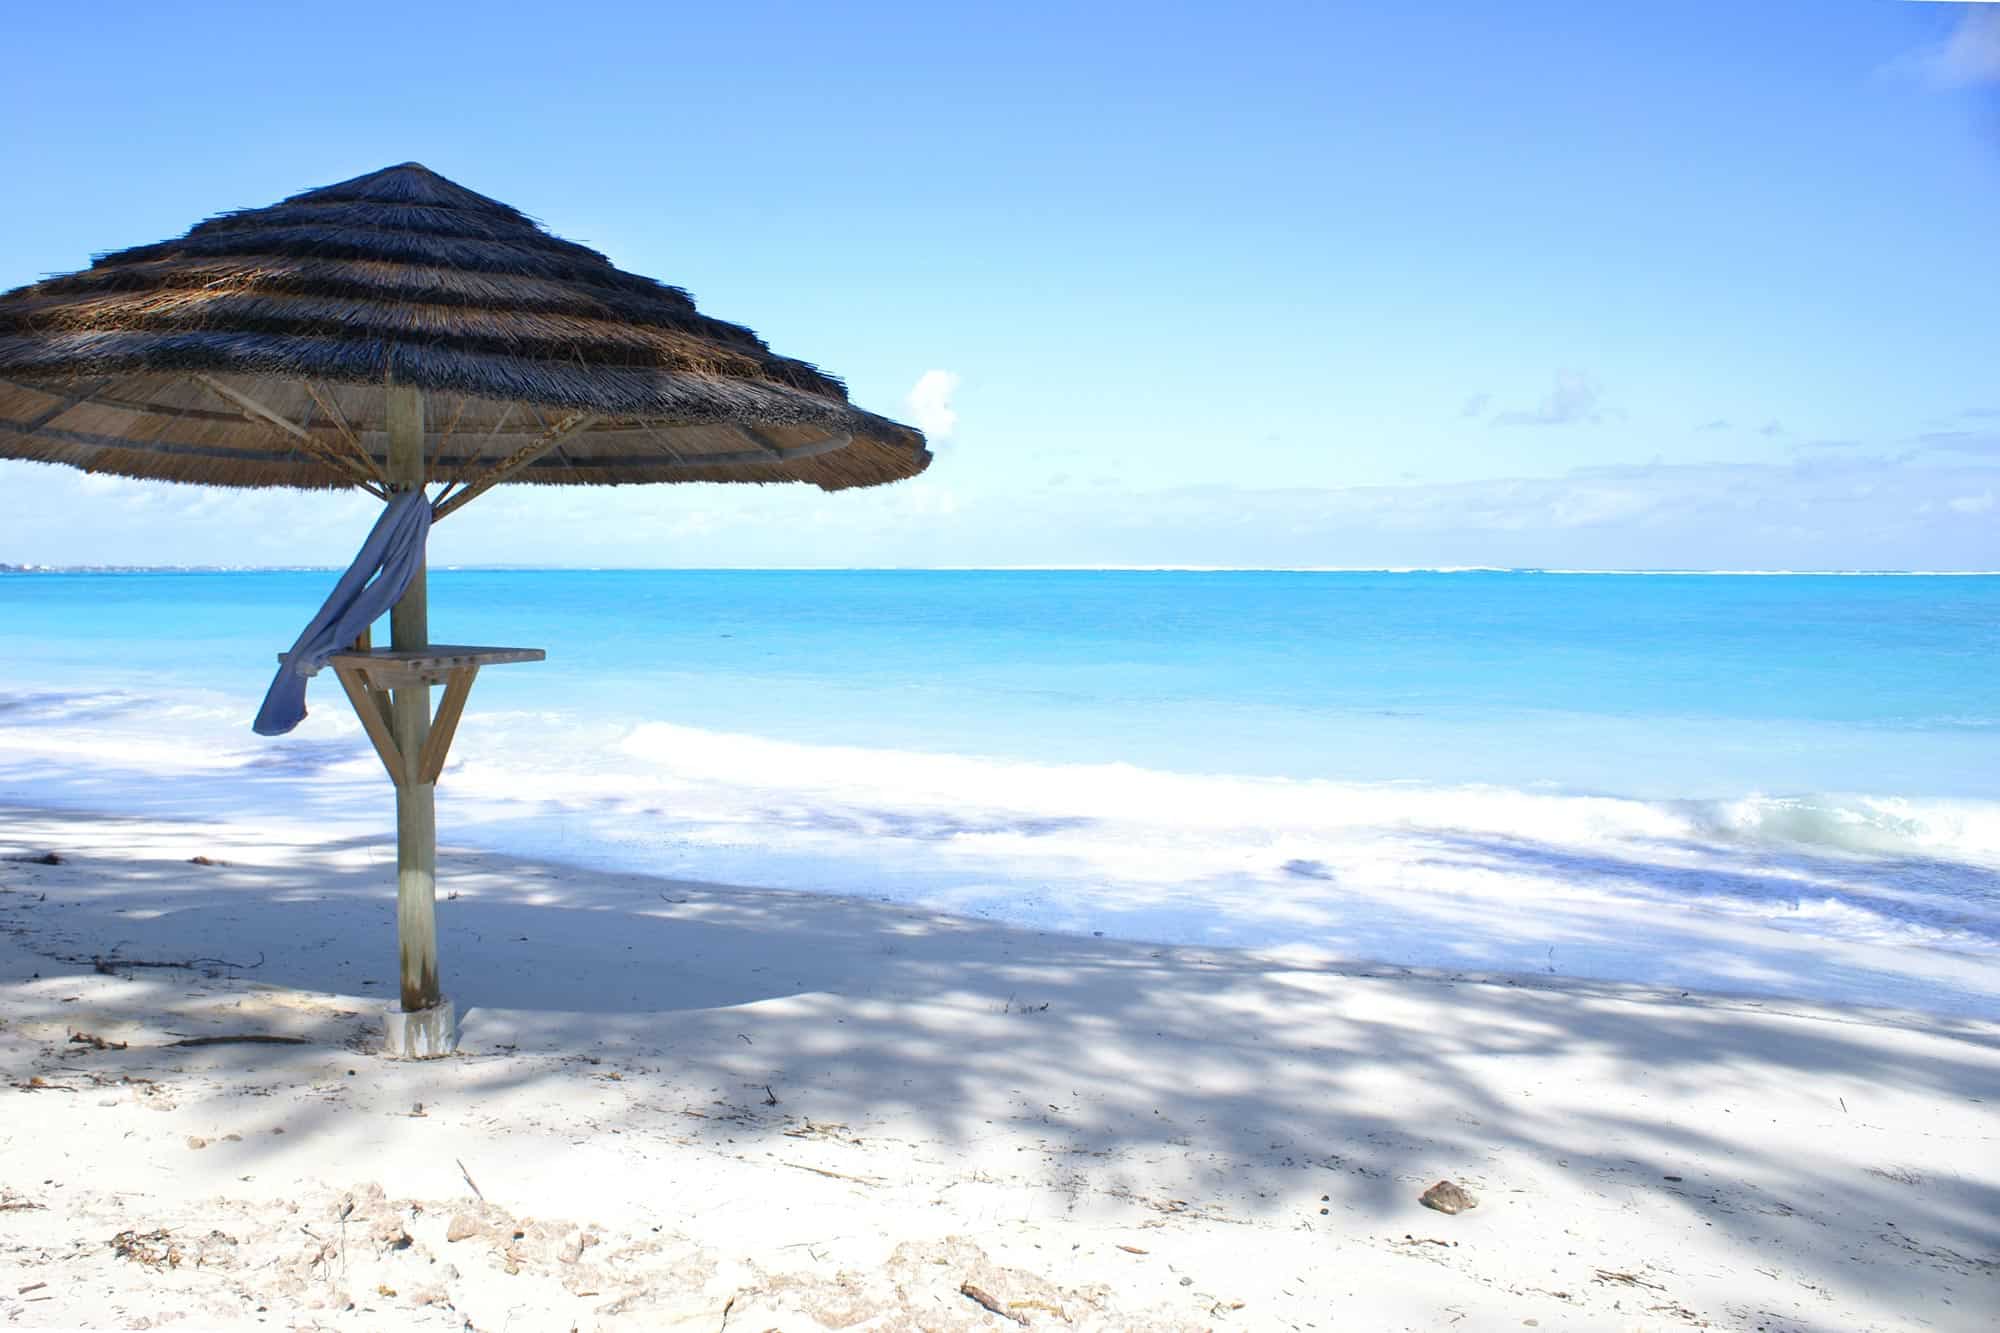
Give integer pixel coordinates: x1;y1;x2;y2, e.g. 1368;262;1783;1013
386;384;441;1015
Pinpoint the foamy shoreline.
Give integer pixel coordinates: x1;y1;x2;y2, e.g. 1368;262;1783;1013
7;695;1998;1019
7;565;2000;574
2;803;1996;1330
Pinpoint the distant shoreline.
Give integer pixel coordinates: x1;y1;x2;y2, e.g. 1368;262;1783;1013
5;564;1998;576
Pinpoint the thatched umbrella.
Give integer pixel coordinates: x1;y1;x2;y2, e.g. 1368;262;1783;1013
0;163;930;1052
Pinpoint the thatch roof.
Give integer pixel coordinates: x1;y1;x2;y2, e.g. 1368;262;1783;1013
0;164;930;493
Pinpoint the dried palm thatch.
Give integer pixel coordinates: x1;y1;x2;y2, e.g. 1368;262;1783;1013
0;163;930;494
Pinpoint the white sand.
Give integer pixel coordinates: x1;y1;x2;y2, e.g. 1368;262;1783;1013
1;803;1996;1331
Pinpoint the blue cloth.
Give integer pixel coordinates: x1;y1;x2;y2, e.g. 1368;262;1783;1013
253;491;432;736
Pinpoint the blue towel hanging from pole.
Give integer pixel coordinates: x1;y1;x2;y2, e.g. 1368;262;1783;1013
253;491;432;736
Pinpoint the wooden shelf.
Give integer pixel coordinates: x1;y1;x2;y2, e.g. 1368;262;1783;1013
297;644;544;789
323;645;544;690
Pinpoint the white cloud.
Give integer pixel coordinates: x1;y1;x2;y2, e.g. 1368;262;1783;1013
1893;9;2000;88
1544;485;1653;529
1919;429;2000;456
1069;454;1999;568
905;369;961;441
896;479;960;517
1492;370;1605;427
1932;9;2000;87
10;451;1999;571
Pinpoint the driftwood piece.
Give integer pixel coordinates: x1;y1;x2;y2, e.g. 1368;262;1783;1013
781;1162;882;1186
959;1281;1029;1325
92;952;264;974
1594;1269;1667;1291
69;1032;127;1051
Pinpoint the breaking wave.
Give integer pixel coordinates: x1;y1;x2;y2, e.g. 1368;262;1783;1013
3;692;1997;1015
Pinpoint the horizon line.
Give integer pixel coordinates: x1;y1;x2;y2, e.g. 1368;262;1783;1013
5;563;2000;577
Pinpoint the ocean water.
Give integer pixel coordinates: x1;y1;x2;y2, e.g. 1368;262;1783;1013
2;569;1996;1016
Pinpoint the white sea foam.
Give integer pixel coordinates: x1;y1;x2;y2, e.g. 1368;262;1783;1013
3;689;1996;1015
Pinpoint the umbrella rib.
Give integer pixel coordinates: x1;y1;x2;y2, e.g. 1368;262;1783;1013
432;410;598;520
511;402;571;474
301;381;390;489
7;376;121;432
734;423;788;460
704;434;852;466
475;401;519;457
638;419;688;463
0;420;341;466
192;374;388;498
430;394;470;477
130;383;206;456
633;421;852;470
434;401;520;507
28;371;177;475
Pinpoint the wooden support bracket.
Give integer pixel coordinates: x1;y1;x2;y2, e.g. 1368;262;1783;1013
336;664;410;785
192;373;390;498
417;668;476;785
319;644;544;788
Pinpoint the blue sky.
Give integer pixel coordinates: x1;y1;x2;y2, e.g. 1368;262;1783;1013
3;1;1997;569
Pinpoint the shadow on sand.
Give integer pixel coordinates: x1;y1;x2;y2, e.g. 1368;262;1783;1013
3;804;1998;1326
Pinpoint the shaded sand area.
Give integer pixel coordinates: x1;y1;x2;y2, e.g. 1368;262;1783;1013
1;805;1996;1330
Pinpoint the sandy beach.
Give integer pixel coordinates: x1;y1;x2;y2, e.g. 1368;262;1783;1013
1;804;1994;1331
6;2;2000;1327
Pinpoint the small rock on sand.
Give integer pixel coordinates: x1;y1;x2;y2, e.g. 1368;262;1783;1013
446;1213;481;1243
1420;1180;1478;1214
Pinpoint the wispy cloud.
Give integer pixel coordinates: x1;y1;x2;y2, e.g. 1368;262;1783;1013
9;452;1998;571
1080;455;2000;569
1758;419;1787;437
1903;8;2000;89
1492;371;1605;428
1696;418;1731;432
1334;457;1979;549
905;369;961;441
1919;429;2000;457
0;464;382;567
1459;392;1491;420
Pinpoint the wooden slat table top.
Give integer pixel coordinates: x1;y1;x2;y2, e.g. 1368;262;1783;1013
315;645;545;689
326;646;546;670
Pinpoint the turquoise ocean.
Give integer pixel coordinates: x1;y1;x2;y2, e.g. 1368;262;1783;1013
2;570;1996;1015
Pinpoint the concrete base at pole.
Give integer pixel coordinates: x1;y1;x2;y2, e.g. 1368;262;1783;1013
383;997;456;1059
